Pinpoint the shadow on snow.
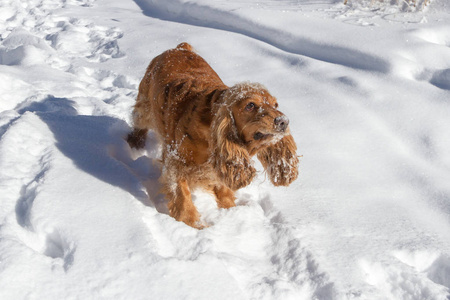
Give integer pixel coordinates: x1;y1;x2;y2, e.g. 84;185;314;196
20;95;167;214
133;0;390;73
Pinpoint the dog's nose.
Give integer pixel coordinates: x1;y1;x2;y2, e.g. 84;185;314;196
274;115;289;132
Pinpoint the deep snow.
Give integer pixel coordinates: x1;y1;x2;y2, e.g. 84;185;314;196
1;0;450;299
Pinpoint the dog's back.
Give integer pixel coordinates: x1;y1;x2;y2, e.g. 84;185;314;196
129;43;227;163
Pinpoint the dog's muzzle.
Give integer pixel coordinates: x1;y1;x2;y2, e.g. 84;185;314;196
274;115;289;132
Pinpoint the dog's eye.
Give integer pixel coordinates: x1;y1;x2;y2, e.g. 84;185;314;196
245;102;255;112
275;103;279;108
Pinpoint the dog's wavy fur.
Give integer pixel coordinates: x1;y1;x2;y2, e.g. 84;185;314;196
127;43;299;227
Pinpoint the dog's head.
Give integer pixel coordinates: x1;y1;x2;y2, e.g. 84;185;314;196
223;82;290;155
210;82;296;190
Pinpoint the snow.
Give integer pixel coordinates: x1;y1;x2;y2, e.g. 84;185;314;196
1;0;450;299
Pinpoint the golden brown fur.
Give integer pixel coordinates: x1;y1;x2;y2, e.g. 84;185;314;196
128;43;299;228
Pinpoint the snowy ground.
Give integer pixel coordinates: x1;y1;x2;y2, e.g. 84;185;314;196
1;0;450;299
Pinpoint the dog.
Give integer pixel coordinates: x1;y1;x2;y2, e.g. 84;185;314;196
127;43;299;228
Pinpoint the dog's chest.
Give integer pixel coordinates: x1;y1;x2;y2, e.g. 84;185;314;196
175;123;211;165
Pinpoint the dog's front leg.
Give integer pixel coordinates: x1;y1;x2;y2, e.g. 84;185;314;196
166;178;201;228
213;185;236;209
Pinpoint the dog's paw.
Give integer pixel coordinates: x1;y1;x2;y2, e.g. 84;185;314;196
169;203;201;228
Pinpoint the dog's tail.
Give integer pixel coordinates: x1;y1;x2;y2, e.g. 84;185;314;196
127;128;148;149
176;42;194;52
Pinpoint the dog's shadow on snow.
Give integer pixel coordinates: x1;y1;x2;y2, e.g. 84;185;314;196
26;96;167;214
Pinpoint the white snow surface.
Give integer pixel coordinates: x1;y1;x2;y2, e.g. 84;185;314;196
1;0;450;299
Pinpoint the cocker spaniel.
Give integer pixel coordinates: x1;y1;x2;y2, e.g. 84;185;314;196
127;43;299;228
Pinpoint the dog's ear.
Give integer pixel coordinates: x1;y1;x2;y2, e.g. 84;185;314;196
210;104;256;191
257;134;299;186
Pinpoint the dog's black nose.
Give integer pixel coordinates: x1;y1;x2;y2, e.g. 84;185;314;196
274;115;289;132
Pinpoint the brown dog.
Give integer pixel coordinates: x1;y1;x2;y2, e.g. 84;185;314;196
128;43;299;228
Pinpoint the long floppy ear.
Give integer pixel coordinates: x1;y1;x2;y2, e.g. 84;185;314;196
210;104;256;191
257;133;299;186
